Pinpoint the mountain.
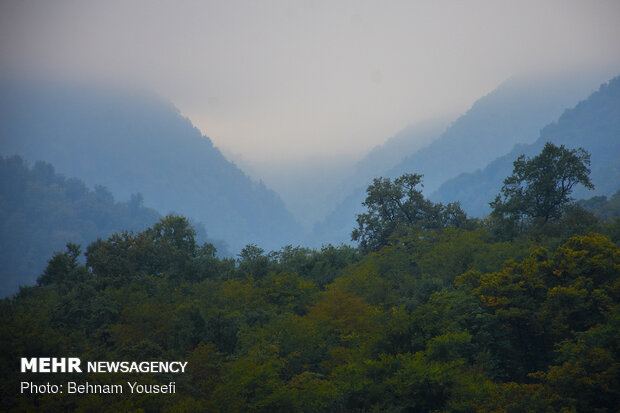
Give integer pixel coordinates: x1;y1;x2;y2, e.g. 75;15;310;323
432;75;620;216
0;79;302;251
230;153;360;231
334;118;449;203
0;155;163;295
312;71;613;246
387;72;613;194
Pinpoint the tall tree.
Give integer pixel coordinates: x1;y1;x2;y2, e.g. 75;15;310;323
352;174;470;253
490;142;594;236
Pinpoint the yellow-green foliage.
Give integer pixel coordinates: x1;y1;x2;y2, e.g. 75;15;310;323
1;218;618;412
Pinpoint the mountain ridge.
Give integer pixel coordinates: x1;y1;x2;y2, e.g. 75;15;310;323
432;75;620;216
0;79;302;251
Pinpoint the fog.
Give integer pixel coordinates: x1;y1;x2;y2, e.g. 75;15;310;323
2;0;620;166
2;0;620;231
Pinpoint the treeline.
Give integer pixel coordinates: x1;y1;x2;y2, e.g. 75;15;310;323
1;145;619;412
0;155;231;296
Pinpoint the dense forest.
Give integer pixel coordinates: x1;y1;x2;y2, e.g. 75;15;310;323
1;143;618;412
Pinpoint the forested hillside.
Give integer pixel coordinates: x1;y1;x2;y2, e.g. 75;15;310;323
579;190;620;222
0;155;164;295
433;75;620;217
0;80;301;251
2;142;619;411
312;72;608;246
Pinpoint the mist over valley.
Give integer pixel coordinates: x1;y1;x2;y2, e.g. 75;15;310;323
2;2;620;411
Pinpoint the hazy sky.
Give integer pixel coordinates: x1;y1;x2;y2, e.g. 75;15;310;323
2;0;620;164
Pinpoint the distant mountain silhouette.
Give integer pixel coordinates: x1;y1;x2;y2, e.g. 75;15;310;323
338;118;450;198
312;71;613;246
432;75;620;216
0;79;302;252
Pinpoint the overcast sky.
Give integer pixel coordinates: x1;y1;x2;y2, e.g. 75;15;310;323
2;0;620;164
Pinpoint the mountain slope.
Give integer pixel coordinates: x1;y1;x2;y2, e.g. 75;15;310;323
339;118;449;197
432;75;620;216
387;72;611;194
312;71;611;246
0;80;301;251
303;119;447;244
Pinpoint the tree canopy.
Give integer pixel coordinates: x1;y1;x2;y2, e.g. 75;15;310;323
352;173;474;253
490;142;594;237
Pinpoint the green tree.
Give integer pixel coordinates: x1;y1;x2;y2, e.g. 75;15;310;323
352;174;471;253
238;244;270;279
490;142;594;237
37;243;87;287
